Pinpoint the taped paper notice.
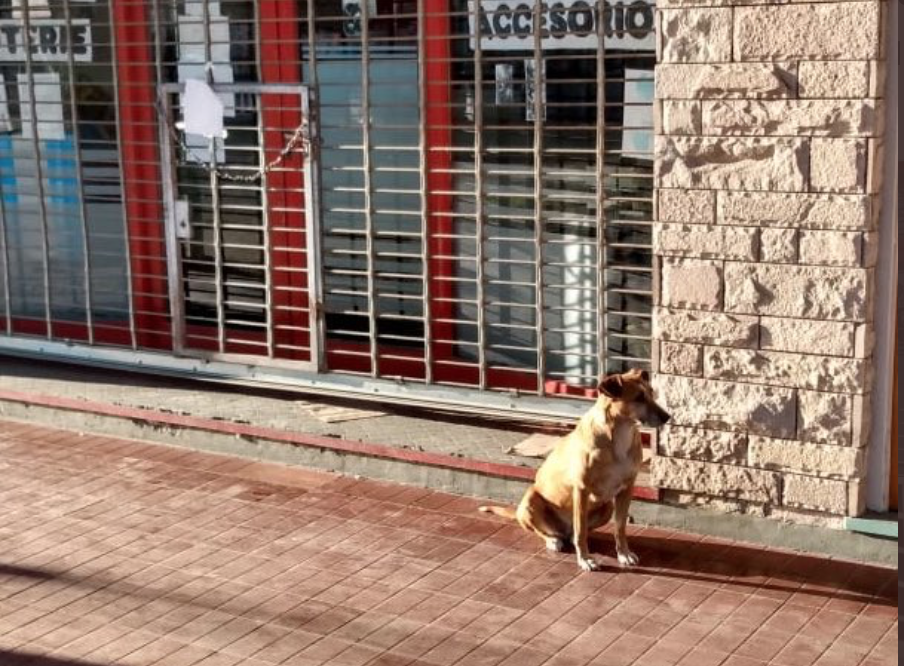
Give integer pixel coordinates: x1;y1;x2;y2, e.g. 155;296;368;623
181;79;225;139
495;63;514;105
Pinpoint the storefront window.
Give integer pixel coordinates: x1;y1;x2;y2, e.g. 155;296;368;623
0;0;128;340
445;0;655;383
0;0;655;396
303;0;424;373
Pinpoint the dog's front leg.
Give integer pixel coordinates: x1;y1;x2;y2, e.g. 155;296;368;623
572;486;601;571
613;486;639;567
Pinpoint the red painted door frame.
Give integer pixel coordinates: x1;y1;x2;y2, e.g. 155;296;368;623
259;0;312;362
112;0;172;351
114;1;313;359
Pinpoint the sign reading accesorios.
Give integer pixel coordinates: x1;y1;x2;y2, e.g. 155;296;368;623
469;0;654;51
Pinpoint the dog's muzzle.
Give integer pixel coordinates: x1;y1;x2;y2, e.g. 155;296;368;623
645;405;671;427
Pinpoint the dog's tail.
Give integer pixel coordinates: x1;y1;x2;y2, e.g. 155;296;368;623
478;505;517;520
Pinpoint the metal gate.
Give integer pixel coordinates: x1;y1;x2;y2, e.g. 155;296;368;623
0;0;655;418
159;82;322;370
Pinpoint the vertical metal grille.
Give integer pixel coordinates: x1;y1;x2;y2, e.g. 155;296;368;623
0;0;655;409
0;0;134;345
302;0;655;395
156;2;317;365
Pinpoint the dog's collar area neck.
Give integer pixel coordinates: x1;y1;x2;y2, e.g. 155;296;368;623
603;403;637;427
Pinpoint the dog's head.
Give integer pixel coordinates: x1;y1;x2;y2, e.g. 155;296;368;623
597;368;670;428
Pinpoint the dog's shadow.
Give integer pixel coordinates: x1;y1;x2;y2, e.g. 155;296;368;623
583;530;895;607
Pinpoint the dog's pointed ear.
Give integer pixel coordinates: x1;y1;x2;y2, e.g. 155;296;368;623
597;374;624;399
639;369;650;383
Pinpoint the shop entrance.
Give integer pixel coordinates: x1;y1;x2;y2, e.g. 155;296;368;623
159;82;321;369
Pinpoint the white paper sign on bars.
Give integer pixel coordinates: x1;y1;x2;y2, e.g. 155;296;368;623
495;63;515;105
469;0;655;52
181;79;226;140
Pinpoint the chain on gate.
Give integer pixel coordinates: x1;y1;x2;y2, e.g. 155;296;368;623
157;97;310;184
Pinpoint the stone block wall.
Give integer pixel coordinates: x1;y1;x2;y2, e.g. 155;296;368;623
651;0;887;525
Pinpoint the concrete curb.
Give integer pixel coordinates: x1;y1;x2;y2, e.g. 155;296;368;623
0;390;896;567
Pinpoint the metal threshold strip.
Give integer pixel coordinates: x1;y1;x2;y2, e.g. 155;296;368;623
0;337;593;423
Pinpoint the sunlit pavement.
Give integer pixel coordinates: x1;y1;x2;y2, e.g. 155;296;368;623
0;419;896;666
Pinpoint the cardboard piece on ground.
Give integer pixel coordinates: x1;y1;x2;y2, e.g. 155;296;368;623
507;433;560;458
296;401;386;424
508;434;656;461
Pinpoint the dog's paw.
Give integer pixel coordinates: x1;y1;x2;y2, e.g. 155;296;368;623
616;550;640;567
577;556;602;572
545;537;566;553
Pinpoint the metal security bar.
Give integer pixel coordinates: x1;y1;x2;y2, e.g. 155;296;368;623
0;0;135;347
158;81;318;366
303;0;655;396
0;0;655;412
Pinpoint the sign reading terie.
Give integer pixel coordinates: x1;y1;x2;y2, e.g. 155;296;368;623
469;0;654;51
0;19;92;63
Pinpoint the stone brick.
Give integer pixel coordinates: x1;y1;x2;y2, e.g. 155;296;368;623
658;189;715;224
810;139;867;193
652;457;781;504
853;323;875;358
654;375;797;438
655;307;758;347
655;224;758;260
656;63;796;100
783;474;849;515
866;138;884;194
659;341;703;377
724;263;871;321
702;100;879;137
798;61;870;99
759;228;798;264
799;231;863;267
849;479;867;516
851;393;872;448
663;101;701;135
861;232;879;267
656;137;808;192
869;60;887;99
704;348;870;394
659;425;746;464
760;317;855;358
798;390;853;447
661;9;732;63
748;436;863;479
718;192;874;231
661;258;723;311
734;3;882;61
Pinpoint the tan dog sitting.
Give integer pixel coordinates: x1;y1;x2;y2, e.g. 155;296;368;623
480;368;670;571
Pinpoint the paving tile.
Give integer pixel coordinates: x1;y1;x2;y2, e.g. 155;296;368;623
420;631;483;666
589;633;655;666
675;647;729;666
0;418;896;666
771;634;832;666
252;629;322;664
732;628;792;662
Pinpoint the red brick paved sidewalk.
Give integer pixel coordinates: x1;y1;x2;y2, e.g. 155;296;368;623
0;419;896;666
